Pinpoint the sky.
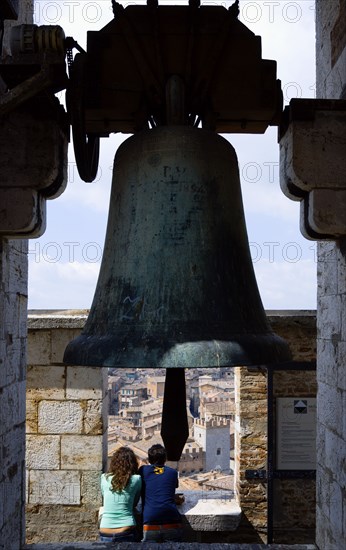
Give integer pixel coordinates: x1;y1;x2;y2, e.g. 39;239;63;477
29;0;317;311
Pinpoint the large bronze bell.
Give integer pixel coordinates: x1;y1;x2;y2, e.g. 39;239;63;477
64;125;291;459
64;126;290;369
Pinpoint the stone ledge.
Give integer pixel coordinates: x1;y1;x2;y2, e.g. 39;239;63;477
28;310;89;330
23;544;317;549
178;491;240;531
27;310;317;331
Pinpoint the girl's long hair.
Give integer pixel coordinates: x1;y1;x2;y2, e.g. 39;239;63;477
107;447;139;492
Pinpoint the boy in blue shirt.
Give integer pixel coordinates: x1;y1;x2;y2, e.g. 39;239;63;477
139;444;183;542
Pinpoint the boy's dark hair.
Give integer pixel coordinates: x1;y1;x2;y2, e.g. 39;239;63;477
148;444;167;466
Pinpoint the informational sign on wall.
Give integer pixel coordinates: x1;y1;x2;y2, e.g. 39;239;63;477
276;397;316;470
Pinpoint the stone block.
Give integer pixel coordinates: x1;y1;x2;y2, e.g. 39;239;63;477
66;366;105;399
337;252;346;294
317;381;344;438
5;241;28;296
324;430;346;488
274;370;317;396
337;342;346;390
2;285;17;328
26;398;38;434
316;421;326;470
26;365;65;400
0;339;17;387
0;478;25;549
318;295;342;340
27;330;51;365
26;435;60;470
0;188;46;237
81;471;102;505
2;335;26;385
38;400;83;434
61;435;103;470
280;103;346;239
25;504;99;544
341;294;346;337
317;240;337;265
51;328;79;363
0;106;68;192
178;491;241;532
307;188;346;238
280;110;346;197
83;400;103;435
0;379;26;435
319;252;339;296
28;470;81;505
239;417;266;438
2;424;25;473
325;47;346;99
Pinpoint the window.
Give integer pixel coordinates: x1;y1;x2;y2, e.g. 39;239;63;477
216;448;221;455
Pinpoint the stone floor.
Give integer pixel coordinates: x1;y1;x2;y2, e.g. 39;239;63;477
24;543;317;549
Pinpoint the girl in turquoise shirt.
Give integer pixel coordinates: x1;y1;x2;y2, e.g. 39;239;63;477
99;446;142;543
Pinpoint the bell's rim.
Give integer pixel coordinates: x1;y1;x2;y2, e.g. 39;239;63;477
63;332;291;368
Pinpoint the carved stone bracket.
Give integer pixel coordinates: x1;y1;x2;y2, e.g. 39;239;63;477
279;99;346;240
0;24;69;238
0;97;69;237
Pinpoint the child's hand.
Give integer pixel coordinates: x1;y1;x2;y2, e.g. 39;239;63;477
174;493;185;505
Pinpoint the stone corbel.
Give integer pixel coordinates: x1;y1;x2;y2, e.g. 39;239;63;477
279;99;346;240
0;24;69;237
0;97;69;237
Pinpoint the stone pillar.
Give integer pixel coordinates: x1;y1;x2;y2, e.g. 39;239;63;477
234;366;267;543
0;2;34;549
315;2;346;549
25;313;108;543
279;2;346;546
316;239;346;549
0;239;28;550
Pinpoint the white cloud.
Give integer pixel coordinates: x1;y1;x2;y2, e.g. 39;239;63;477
57;134;129;214
254;258;317;310
28;260;100;310
28;253;317;311
242;181;300;223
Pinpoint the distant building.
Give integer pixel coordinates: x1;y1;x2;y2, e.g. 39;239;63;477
118;382;148;410
108;375;126;414
141;399;163;437
199;375;234;396
176;441;205;475
193;418;230;472
119;405;143;428
187;373;200;416
147;376;165;399
108;416;140;445
199;394;234;422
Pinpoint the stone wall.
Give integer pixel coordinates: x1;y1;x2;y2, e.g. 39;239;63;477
178;446;204;475
0;239;28;550
0;3;34;548
273;371;317;543
25;310;316;545
315;1;346;549
234;312;316;544
25;313;108;544
235;366;268;543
